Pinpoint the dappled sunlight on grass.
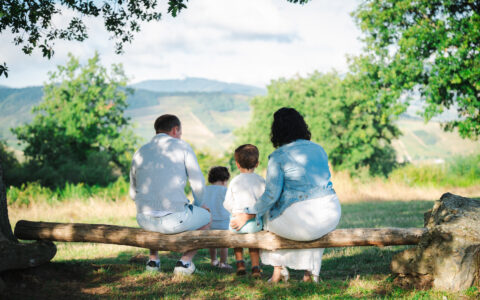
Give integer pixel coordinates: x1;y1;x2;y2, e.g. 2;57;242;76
6;195;480;298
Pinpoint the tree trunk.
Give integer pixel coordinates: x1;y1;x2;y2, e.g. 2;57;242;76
0;161;16;242
0;162;56;293
391;193;480;291
14;220;426;252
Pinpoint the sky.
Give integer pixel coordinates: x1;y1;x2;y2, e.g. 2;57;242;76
0;0;363;89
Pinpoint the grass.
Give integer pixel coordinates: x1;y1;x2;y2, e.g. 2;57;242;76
5;197;480;299
389;154;480;188
4;161;480;299
6;157;480;207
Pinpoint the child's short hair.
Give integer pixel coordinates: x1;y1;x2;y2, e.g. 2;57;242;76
208;166;230;183
234;144;259;170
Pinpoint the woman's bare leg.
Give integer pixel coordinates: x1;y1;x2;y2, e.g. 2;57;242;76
303;270;312;282
270;266;283;282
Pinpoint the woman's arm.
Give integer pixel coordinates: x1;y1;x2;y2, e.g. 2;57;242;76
231;154;284;230
245;154;284;217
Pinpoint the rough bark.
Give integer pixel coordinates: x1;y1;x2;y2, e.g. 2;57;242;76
0;162;56;293
391;193;480;291
15;220;426;252
0;161;15;242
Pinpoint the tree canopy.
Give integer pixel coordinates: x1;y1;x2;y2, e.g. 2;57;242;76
353;0;480;139
12;53;138;187
236;63;403;176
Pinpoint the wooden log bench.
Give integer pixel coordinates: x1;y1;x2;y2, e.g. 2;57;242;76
14;220;426;252
12;193;480;292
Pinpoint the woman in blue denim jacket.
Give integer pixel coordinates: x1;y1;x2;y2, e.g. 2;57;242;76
231;107;341;283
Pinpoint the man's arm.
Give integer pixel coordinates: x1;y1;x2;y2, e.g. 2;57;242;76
129;155;137;201
184;144;206;206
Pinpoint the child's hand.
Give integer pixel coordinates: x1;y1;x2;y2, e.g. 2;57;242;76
230;213;255;231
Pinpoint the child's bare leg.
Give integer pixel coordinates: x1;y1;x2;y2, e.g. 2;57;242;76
210;248;218;265
234;247;243;261
149;249;159;261
249;248;261;278
249;248;260;267
220;248;229;264
234;248;246;275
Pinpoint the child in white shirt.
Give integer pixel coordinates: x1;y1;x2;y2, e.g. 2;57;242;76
224;144;265;278
203;166;232;269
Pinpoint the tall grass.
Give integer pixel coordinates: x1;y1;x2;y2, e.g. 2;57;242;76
7;176;130;207
6;154;480;207
390;154;480;187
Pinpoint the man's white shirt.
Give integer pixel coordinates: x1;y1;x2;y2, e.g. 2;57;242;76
129;133;205;215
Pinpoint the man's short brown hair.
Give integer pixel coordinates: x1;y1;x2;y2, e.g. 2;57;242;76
208;166;230;183
234;144;259;170
154;114;181;133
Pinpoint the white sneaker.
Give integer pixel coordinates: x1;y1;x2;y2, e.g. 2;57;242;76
219;262;233;270
211;259;219;267
173;261;196;275
146;260;160;272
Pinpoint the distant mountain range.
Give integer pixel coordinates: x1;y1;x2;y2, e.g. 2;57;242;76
131;77;266;96
1;78;478;160
0;78;263;151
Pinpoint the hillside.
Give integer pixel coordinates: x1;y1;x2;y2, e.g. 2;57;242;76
0;82;478;160
0;81;254;153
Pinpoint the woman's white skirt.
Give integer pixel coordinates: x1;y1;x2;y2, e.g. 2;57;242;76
260;193;341;276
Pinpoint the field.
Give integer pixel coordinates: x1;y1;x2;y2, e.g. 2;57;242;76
392;119;480;163
125;94;251;153
4;177;480;299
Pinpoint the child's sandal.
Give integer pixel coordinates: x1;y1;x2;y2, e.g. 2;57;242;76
236;260;246;276
251;266;262;279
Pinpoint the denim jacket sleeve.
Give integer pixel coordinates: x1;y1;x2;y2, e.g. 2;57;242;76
244;152;284;218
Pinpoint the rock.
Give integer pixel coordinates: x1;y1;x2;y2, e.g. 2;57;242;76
391;193;480;291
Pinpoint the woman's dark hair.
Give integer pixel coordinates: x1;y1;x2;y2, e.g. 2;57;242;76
208;166;230;183
270;107;311;148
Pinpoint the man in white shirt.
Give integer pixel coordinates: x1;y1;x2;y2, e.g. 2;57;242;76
130;114;211;275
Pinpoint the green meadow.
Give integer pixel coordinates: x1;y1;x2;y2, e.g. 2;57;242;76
6;195;480;299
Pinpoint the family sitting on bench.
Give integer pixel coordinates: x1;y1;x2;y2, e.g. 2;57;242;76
129;107;342;283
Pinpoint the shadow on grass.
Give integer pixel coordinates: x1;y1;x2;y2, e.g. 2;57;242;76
1;200;438;299
0;246;415;299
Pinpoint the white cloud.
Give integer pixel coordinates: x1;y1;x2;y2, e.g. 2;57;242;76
0;0;362;88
